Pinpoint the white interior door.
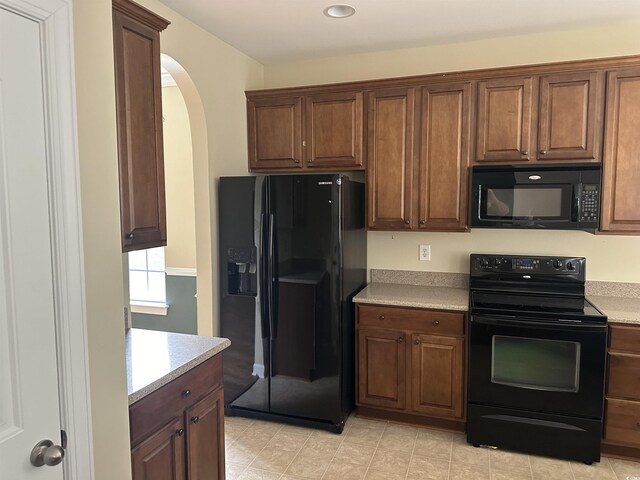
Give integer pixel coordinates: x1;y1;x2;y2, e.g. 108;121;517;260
0;6;65;479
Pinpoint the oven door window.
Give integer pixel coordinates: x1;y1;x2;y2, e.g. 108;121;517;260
479;184;573;222
492;335;580;392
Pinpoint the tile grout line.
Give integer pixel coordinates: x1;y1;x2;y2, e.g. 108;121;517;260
403;427;421;480
318;427;348;480
244;421;285;475
359;419;388;480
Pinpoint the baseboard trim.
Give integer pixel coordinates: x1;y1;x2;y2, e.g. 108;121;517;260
355;406;466;433
601;441;640;461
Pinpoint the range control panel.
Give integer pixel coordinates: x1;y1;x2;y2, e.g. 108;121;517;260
471;254;585;275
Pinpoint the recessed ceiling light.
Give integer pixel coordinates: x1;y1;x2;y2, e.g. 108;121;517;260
324;4;356;18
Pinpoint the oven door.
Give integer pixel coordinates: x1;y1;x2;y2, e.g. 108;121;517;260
468;314;607;419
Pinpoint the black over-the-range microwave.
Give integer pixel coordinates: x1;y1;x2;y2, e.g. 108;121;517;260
470;163;602;232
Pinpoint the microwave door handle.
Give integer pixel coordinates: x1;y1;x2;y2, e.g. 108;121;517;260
572;189;580;222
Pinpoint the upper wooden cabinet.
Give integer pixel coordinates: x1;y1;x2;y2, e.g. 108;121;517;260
247;96;303;170
112;0;169;252
305;91;363;169
366;87;416;230
476;77;534;163
600;67;640;233
246;91;364;172
476;72;603;164
418;83;471;231
538;71;603;161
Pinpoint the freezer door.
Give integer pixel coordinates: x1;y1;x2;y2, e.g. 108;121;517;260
268;174;343;424
219;176;270;412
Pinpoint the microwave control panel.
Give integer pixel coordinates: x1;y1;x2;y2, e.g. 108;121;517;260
580;184;600;223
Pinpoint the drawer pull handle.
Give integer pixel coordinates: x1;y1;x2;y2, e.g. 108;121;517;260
191;416;200;424
414;339;420;345
378;314;385;320
397;337;404;344
432;320;440;326
182;389;191;398
176;429;184;437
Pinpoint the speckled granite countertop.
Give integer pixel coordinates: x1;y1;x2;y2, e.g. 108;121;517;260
126;328;230;405
353;283;468;311
588;295;640;325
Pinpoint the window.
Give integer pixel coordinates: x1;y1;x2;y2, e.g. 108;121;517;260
129;247;167;314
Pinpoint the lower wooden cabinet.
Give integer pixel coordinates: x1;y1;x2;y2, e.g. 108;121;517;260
130;355;225;480
356;304;466;427
132;418;186;480
603;323;640;457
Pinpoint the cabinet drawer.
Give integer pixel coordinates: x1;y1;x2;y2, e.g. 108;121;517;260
605;398;640;446
608;352;640;401
358;305;464;336
610;324;640;354
130;354;222;446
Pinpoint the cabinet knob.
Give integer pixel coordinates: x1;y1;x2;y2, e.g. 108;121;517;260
126;232;134;240
521;150;529;156
414;339;420;345
378;314;385;320
397;337;404;344
176;428;184;437
404;220;410;225
191;416;200;424
182;389;191;398
432;320;440;326
419;220;425;225
540;150;547;155
294;159;300;163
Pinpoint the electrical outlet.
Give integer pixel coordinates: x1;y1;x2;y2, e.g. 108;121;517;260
419;244;431;261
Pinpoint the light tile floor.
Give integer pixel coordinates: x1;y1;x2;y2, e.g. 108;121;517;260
224;415;640;480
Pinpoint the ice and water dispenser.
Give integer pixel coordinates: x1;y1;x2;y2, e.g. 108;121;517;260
226;246;257;295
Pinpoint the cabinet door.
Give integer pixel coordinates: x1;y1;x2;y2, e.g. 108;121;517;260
305;91;363;169
411;334;464;419
538;71;602;161
366;88;416;229
604;399;640;446
357;327;406;409
476;77;533;163
248;97;303;170
418;83;471;231
132;417;186;480
185;388;225;480
601;68;640;233
113;4;169;252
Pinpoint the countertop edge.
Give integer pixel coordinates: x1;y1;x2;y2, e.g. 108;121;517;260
128;337;230;405
353;296;468;312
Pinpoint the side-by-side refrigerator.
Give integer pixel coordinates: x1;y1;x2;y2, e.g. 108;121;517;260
218;174;366;432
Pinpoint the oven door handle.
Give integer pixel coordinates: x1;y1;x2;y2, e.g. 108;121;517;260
471;314;607;333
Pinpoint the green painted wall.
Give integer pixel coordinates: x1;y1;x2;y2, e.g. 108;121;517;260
132;275;197;334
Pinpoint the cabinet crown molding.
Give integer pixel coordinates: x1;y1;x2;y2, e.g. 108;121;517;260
113;0;170;31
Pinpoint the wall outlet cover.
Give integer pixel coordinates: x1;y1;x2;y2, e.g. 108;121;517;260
419;244;431;261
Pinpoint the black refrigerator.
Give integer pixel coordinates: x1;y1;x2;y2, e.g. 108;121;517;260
218;174;366;432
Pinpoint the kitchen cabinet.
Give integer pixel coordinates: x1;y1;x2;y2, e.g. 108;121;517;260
112;0;169;252
600;67;640;233
476;72;603;164
129;354;225;480
603;323;640;456
537;71;603;161
418;82;471;231
366;87;416;229
476;76;534;163
247;91;363;172
356;304;466;428
357;326;407;410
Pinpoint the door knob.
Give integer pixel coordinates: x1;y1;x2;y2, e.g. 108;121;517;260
30;440;65;467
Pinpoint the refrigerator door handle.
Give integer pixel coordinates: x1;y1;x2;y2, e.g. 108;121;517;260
268;213;279;339
259;213;269;339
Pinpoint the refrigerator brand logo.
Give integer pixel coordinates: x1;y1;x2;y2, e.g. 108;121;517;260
528;175;542;180
317;181;333;185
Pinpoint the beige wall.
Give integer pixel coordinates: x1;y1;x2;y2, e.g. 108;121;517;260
73;0;263;478
264;22;640;283
73;0;131;478
136;0;263;336
162;86;197;270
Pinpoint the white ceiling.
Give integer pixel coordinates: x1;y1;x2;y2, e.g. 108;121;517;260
158;0;640;64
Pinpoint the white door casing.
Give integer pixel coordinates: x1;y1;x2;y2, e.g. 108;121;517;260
0;0;94;479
